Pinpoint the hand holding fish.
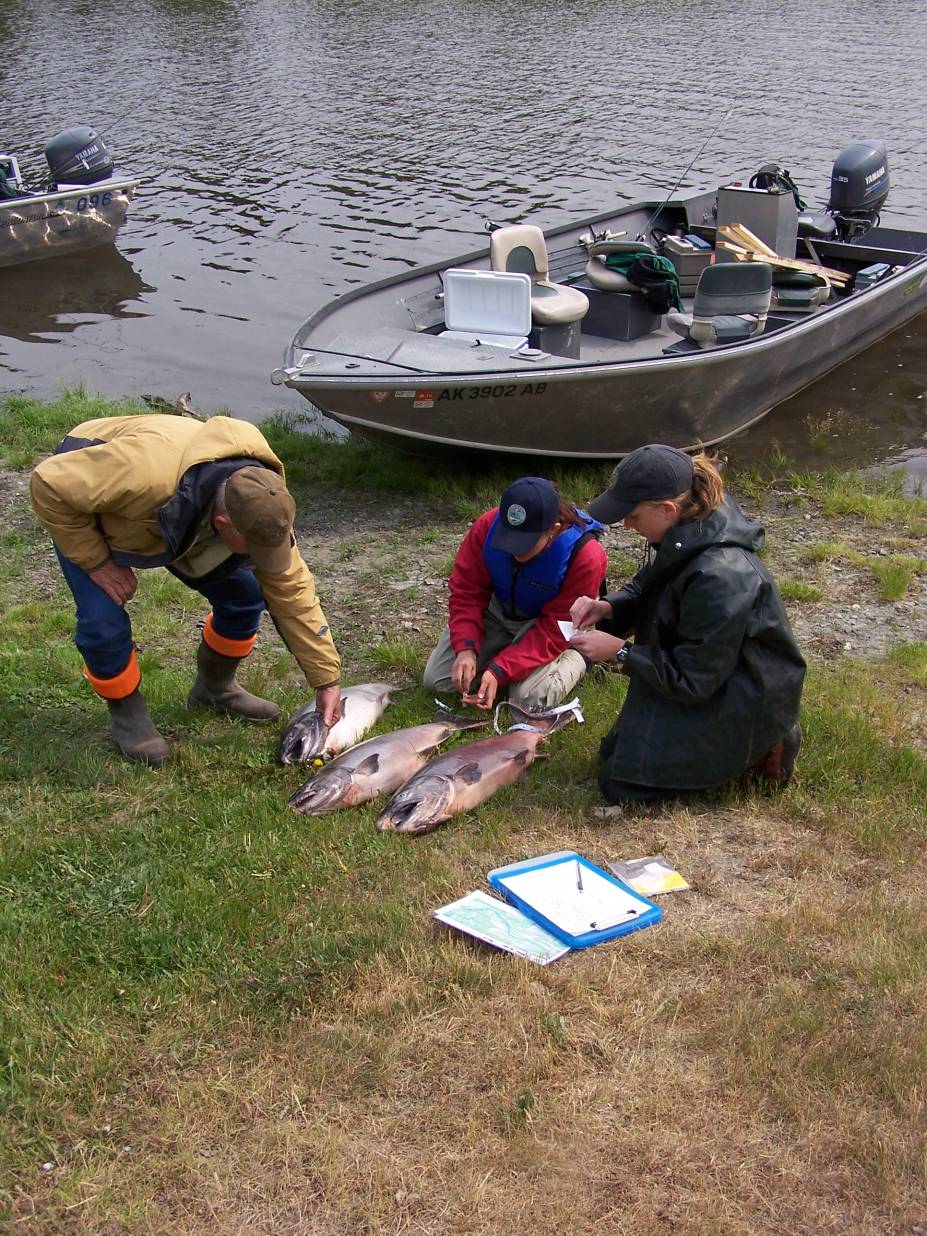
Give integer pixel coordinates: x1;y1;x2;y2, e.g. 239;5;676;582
451;650;478;694
570;630;625;664
570;595;613;631
461;668;499;711
314;683;342;727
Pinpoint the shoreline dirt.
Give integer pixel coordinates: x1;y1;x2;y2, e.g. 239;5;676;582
3;462;925;669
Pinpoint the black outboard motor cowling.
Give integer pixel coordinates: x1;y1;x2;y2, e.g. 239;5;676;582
44;125;114;186
828;139;889;220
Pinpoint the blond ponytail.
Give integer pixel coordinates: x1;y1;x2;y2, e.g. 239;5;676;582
673;453;724;521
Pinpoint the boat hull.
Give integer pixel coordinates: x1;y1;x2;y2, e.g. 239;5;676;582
287;260;927;459
0;177;137;268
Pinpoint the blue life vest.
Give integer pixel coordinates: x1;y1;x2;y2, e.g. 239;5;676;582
483;511;604;619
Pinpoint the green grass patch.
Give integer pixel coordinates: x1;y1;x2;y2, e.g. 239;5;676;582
804;541;926;601
778;578;824;602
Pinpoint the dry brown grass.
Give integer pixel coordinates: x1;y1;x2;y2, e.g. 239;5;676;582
13;802;927;1235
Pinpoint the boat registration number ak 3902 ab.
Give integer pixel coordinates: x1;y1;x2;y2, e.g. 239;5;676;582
369;383;548;409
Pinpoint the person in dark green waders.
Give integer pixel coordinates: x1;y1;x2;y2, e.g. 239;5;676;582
570;444;805;806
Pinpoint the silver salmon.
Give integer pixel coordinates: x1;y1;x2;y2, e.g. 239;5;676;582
375;702;582;836
287;714;487;815
278;683;396;764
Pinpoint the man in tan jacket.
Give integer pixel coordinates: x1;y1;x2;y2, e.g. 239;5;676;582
30;413;341;766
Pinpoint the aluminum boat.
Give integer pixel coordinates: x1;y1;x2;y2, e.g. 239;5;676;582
0;124;137;268
274;140;927;459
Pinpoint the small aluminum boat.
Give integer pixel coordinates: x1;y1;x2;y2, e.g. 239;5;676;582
274;140;927;459
0;125;137;268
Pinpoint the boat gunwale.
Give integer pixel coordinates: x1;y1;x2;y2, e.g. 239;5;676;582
285;247;927;389
0;176;139;214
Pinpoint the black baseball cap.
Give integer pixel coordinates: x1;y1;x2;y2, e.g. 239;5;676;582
491;476;560;554
588;444;694;524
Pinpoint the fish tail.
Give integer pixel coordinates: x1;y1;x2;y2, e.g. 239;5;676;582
506;698;584;737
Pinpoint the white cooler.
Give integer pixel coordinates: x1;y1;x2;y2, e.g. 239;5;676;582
439;268;531;350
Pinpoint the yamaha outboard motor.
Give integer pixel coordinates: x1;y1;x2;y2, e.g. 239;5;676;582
794;139;890;244
44;125;114;187
827;139;889;239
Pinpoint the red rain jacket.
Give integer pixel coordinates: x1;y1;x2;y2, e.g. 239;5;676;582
447;508;608;686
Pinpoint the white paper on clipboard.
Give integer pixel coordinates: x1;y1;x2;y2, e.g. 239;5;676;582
499;861;645;936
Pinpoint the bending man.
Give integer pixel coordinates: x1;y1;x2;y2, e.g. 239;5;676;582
30;413;341;767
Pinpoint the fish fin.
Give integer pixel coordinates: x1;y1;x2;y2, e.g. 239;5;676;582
511;749;531;767
355;753;380;774
431;707;489;731
458;762;483;784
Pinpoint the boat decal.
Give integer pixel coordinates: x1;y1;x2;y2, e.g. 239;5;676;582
413;390;435;408
369;390;391;404
437;382;548;402
394;390;416;399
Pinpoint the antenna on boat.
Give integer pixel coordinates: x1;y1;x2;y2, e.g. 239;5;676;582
636;95;741;242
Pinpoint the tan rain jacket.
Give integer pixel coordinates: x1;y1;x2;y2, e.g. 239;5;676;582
30;414;341;687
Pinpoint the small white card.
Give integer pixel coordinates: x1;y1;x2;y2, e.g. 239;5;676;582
557;620;576;641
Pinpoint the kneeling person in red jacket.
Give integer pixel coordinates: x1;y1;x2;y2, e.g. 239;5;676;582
424;477;607;712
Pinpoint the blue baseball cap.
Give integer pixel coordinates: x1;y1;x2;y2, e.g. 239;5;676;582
588;444;694;523
491;477;560;554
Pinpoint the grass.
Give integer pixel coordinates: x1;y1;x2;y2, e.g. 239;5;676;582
1;393;926;1232
805;540;927;601
777;578;824;603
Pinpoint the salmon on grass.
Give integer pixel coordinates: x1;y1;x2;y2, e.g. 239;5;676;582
288;713;487;815
375;701;583;836
278;682;396;764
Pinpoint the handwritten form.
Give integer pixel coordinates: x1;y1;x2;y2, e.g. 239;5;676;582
500;861;645;936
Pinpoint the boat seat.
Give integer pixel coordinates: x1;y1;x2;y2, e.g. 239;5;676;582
489;224;589;326
666;262;772;346
583;239;655;293
797;211;838;240
770;269;831;313
0;155;24;200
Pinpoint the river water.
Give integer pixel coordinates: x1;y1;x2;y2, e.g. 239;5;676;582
1;0;925;477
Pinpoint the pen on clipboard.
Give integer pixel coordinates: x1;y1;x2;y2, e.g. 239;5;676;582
575;860;583;892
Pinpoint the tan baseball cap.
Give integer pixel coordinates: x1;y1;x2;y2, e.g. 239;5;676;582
225;466;296;574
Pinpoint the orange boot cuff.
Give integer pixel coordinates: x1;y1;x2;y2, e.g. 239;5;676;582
83;649;142;700
202;613;258;659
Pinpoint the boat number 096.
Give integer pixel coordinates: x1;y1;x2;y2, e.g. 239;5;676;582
74;192;113;212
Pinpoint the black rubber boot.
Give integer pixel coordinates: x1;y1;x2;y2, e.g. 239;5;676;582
107;690;170;767
187;639;280;721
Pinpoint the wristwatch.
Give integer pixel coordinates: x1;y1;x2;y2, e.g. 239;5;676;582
614;643;632;666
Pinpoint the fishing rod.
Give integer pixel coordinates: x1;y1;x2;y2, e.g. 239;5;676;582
636;94;742;242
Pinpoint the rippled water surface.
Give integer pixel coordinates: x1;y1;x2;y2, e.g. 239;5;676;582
1;0;925;470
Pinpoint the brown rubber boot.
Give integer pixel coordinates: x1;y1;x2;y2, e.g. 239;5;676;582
187;639;280;721
107;690;170;767
757;722;802;790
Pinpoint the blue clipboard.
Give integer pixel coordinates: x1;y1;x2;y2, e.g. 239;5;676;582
487;849;662;950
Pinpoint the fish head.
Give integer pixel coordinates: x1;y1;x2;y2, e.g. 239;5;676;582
287;766;355;815
278;703;329;764
375;774;454;836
